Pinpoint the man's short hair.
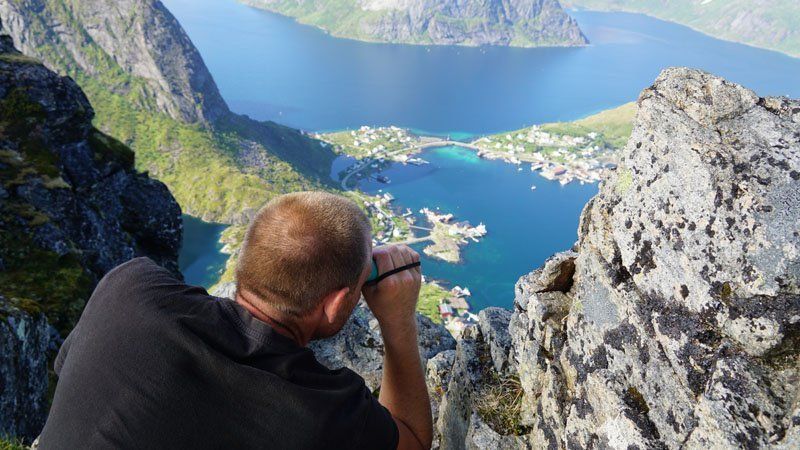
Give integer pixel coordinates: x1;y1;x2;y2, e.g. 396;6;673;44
235;192;372;316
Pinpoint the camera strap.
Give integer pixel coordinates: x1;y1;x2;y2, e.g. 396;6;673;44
365;261;421;286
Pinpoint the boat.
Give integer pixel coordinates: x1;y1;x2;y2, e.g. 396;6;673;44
376;175;391;184
530;185;537;190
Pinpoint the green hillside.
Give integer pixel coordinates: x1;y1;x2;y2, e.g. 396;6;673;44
8;0;336;224
242;0;588;48
563;0;800;58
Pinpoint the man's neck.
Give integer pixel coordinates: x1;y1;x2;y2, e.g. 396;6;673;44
235;289;315;347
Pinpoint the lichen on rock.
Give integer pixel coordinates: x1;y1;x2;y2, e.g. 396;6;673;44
502;67;800;449
376;67;800;449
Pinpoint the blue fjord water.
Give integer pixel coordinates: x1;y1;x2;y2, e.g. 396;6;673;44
167;0;800;309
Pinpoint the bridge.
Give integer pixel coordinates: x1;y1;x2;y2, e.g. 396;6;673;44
339;140;483;190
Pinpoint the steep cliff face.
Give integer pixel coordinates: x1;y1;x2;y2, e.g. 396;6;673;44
427;68;800;449
245;0;588;47
0;0;226;125
0;0;337;224
0;27;182;440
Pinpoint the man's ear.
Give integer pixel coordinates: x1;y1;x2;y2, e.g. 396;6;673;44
321;286;351;324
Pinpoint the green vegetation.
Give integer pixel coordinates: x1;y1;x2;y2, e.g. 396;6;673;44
0;228;94;334
0;436;28;450
243;0;384;43
75;73;324;223
14;0;333;224
89;129;135;170
212;224;248;288
321;126;421;159
418;282;450;323
242;0;583;48
480;102;636;160
474;346;530;435
563;0;800;58
541;102;636;149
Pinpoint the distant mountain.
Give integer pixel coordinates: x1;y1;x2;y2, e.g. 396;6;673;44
243;0;588;47
563;0;800;58
0;0;337;224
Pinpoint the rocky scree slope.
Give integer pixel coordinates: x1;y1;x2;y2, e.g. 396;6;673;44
0;0;337;224
244;0;588;48
0;28;182;441
323;68;800;449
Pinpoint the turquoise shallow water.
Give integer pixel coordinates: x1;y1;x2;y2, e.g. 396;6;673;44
355;146;597;310
167;0;800;306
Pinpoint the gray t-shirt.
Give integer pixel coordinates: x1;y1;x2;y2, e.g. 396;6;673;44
39;257;397;450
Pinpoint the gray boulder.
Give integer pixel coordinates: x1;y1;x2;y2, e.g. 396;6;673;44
505;67;800;449
309;303;457;390
0;298;57;442
478;307;514;374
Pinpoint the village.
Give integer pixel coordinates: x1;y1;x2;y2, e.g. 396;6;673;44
471;125;618;185
418;207;487;263
322;123;617;330
436;284;480;337
318;125;435;164
356;192;487;263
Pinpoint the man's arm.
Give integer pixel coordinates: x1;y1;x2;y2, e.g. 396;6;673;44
363;245;432;449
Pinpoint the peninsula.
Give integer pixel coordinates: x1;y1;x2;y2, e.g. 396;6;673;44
241;0;588;48
471;102;636;185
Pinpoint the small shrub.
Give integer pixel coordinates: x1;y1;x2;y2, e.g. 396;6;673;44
473;371;530;436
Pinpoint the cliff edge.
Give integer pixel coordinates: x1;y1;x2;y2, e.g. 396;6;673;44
426;68;799;448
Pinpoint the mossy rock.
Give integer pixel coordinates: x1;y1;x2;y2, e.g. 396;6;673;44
89;128;135;170
0;227;93;335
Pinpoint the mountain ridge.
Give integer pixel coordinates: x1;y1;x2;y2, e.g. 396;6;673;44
562;0;800;58
243;0;589;48
0;0;338;224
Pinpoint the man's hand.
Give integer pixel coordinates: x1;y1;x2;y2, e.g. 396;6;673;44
361;245;432;449
361;244;421;329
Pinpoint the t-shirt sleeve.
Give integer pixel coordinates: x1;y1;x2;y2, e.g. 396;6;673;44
53;331;73;376
355;388;399;450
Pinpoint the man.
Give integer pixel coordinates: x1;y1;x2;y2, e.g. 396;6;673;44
39;192;432;449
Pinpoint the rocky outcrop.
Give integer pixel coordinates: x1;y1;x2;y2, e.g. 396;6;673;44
0;297;58;443
245;0;588;48
431;68;800;449
0;24;182;441
0;0;227;124
309;303;457;389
